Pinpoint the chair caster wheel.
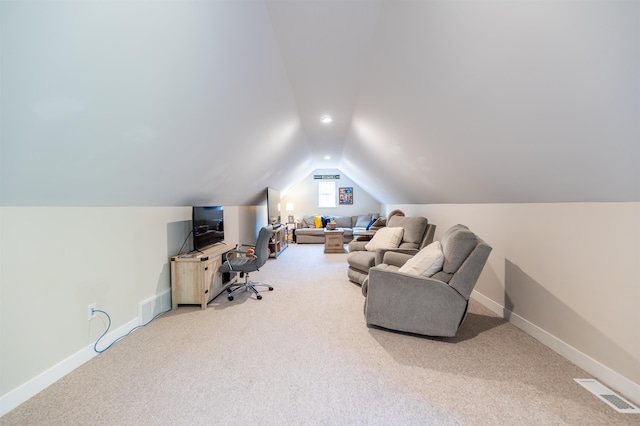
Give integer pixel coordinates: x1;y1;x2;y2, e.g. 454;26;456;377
268;287;274;291
257;295;263;300
228;296;234;301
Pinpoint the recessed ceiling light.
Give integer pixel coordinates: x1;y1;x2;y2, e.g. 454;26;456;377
324;155;331;160
320;115;332;124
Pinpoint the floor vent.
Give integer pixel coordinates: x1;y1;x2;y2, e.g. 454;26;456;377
575;379;640;413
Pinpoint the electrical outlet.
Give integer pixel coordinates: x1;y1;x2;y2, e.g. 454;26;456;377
88;303;97;320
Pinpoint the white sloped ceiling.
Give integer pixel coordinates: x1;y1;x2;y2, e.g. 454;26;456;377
1;1;310;206
1;0;638;206
341;0;640;204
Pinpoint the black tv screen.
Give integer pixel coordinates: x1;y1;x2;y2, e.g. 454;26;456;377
192;206;224;251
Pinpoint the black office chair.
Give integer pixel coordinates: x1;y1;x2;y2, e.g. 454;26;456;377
220;226;274;300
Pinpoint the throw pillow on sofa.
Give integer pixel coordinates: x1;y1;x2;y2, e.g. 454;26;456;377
314;215;323;228
369;217;386;231
322;216;333;227
302;215;316;228
365;227;404;252
398;241;444;278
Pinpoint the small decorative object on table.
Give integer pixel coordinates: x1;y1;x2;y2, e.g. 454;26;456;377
326;220;337;230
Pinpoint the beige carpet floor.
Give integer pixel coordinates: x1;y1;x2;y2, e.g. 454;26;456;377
2;244;636;425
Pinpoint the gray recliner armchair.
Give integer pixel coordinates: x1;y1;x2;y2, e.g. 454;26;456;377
363;224;492;337
220;226;274;301
347;215;435;285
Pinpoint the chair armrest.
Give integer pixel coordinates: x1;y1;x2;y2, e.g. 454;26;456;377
348;240;369;252
374;248;419;265
224;245;254;262
379;251;414;268
365;267;468;337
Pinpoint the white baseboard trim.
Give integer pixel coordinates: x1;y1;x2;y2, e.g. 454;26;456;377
471;290;640;406
0;317;138;417
2;288;173;417
137;288;171;325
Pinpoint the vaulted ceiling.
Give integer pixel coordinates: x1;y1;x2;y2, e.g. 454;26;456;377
1;0;638;206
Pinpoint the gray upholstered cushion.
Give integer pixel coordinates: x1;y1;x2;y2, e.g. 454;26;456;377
348;251;376;271
440;224;468;247
430;270;454;283
302;215;317;228
380;251;413;268
441;227;478;273
355;214;372;228
386;215;428;248
348;240;369;252
334;216;352;228
361;275;369;296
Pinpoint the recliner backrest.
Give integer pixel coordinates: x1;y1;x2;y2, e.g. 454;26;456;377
430;224;492;299
386;215;429;249
447;240;492;300
441;225;476;273
418;223;436;249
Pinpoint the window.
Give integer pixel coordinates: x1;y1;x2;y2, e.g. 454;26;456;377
318;181;336;208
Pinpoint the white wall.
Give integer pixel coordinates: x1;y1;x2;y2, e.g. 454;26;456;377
282;168;382;221
0;204;264;414
2;202;638;412
237;205;264;246
0;206;191;412
387;202;640;402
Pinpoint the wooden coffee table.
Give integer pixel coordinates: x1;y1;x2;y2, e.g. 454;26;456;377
324;228;345;253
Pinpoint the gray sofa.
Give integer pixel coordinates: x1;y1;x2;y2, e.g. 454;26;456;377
295;213;380;244
346;215;435;285
363;224;492;337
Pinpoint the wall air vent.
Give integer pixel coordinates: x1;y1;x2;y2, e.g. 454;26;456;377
574;379;640;413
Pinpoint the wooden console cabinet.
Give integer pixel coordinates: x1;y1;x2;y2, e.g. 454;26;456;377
170;243;236;309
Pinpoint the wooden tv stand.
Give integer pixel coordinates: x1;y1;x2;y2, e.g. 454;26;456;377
170;243;237;309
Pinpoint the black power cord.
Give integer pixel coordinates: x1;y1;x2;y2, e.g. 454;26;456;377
177;229;194;256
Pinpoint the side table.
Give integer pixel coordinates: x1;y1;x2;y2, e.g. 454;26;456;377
324;228;345;253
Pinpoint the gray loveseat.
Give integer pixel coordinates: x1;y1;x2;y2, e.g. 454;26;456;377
363;224;492;337
295;213;380;244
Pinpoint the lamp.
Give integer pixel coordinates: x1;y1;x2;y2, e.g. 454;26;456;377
286;203;294;223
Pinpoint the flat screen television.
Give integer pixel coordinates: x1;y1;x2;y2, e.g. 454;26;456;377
192;206;224;252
